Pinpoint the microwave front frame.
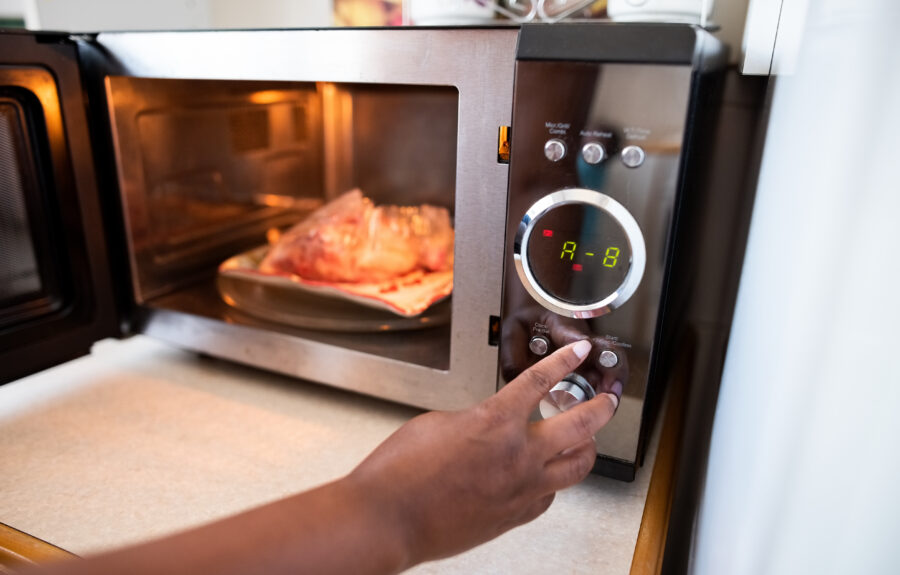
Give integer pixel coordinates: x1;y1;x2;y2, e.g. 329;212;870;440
78;27;520;410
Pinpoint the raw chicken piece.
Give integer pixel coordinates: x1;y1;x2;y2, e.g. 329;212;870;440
259;189;454;283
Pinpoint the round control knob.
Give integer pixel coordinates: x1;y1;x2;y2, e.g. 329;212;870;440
621;145;646;168
581;142;606;165
539;373;597;419
598;350;619;368
529;335;550;356
544;138;567;162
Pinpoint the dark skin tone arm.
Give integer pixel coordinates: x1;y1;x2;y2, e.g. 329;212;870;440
38;340;618;575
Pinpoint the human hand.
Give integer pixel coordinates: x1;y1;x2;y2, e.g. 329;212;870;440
347;340;619;569
500;307;630;397
33;341;619;575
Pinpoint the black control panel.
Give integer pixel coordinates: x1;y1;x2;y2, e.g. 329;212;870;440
499;23;725;481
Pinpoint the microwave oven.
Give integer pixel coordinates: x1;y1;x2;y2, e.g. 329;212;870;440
0;23;745;481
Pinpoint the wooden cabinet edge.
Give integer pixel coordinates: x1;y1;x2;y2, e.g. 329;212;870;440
0;523;75;571
630;350;691;575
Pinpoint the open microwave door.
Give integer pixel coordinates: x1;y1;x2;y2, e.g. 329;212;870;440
0;32;119;383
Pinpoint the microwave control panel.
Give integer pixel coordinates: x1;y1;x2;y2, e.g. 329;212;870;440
500;52;696;479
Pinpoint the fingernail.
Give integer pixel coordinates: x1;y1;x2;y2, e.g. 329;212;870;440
611;380;623;399
572;340;592;360
604;381;623;413
603;392;620;411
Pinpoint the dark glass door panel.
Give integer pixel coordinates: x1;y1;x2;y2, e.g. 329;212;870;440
0;34;119;383
0;101;43;303
0;96;68;327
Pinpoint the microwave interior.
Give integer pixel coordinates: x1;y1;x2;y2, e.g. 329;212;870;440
106;77;459;370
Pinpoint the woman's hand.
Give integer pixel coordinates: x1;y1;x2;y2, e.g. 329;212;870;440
350;340;620;568
500;307;630;397
39;341;620;575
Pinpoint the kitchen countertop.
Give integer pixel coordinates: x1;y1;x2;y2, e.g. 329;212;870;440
0;336;661;574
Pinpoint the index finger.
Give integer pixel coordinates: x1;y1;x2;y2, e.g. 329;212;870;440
494;340;592;414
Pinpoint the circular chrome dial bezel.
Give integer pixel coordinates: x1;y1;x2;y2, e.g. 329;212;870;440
513;188;646;319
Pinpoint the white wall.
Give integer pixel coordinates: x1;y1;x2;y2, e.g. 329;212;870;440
741;0;810;74
711;0;752;63
693;0;900;573
0;0;36;25
0;0;23;17
27;0;211;31
208;0;332;28
25;0;333;31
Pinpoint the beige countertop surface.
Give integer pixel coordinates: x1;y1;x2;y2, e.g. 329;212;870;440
0;336;659;574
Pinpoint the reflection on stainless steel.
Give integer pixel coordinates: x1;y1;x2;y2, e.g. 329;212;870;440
322;84;458;208
252;195;324;210
107;77;324;301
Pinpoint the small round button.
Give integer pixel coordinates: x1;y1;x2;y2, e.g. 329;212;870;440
621;145;645;168
544;139;567;162
581;142;606;165
529;335;550;356
598;350;619;368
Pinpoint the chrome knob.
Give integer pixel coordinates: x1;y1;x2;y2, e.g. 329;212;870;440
598;350;619;368
529;335;550;356
544;138;567;162
621;145;646;168
539;373;597;419
581;142;606;165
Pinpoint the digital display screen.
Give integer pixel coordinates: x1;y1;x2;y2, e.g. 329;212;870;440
526;203;631;305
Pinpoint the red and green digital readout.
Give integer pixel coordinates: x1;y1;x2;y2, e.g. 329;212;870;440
541;229;620;271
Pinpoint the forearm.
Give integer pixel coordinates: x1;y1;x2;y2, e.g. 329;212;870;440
35;342;614;575
41;477;410;575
